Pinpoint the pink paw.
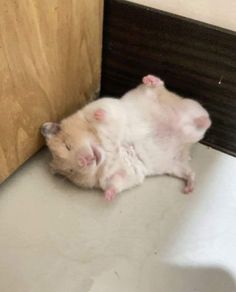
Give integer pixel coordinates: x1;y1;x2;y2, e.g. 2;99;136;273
94;108;106;121
142;74;163;86
183;185;194;194
194;116;211;129
183;173;195;194
78;155;95;167
104;187;117;201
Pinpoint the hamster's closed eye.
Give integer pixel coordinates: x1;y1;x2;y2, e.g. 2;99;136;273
66;144;71;151
65;144;71;151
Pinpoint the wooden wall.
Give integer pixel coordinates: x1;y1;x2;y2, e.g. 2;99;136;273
0;0;104;182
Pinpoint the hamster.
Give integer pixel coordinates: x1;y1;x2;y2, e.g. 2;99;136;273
41;75;211;200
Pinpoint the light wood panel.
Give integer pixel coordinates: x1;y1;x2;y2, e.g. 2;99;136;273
0;0;104;182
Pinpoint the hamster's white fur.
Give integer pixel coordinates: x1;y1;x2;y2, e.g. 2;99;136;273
42;75;211;200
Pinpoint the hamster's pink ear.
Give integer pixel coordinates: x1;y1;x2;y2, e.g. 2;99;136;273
41;122;61;138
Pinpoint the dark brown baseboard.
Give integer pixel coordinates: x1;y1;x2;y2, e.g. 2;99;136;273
101;0;236;156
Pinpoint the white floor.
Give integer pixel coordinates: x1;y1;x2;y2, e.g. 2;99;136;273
0;144;236;292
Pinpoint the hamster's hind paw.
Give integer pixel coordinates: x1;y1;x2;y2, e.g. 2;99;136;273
142;74;163;86
104;187;117;201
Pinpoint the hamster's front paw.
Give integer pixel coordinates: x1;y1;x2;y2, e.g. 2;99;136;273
94;108;106;121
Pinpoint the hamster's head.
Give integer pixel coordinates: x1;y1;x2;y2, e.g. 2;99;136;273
41;113;104;188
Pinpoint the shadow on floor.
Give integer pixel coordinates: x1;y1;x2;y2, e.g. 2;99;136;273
146;264;236;292
88;262;236;292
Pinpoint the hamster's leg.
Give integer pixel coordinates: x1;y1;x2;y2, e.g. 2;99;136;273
142;74;164;87
103;169;144;200
168;162;195;194
104;187;117;201
182;116;212;144
103;170;127;201
194;116;211;129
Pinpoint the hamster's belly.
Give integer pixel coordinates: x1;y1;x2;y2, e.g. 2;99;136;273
133;136;180;176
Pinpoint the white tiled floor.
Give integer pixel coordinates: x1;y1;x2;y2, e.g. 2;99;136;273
0;144;236;292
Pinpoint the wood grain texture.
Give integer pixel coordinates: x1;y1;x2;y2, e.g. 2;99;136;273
101;0;236;156
0;0;104;182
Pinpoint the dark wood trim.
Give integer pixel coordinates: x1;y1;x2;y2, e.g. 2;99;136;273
101;0;236;156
